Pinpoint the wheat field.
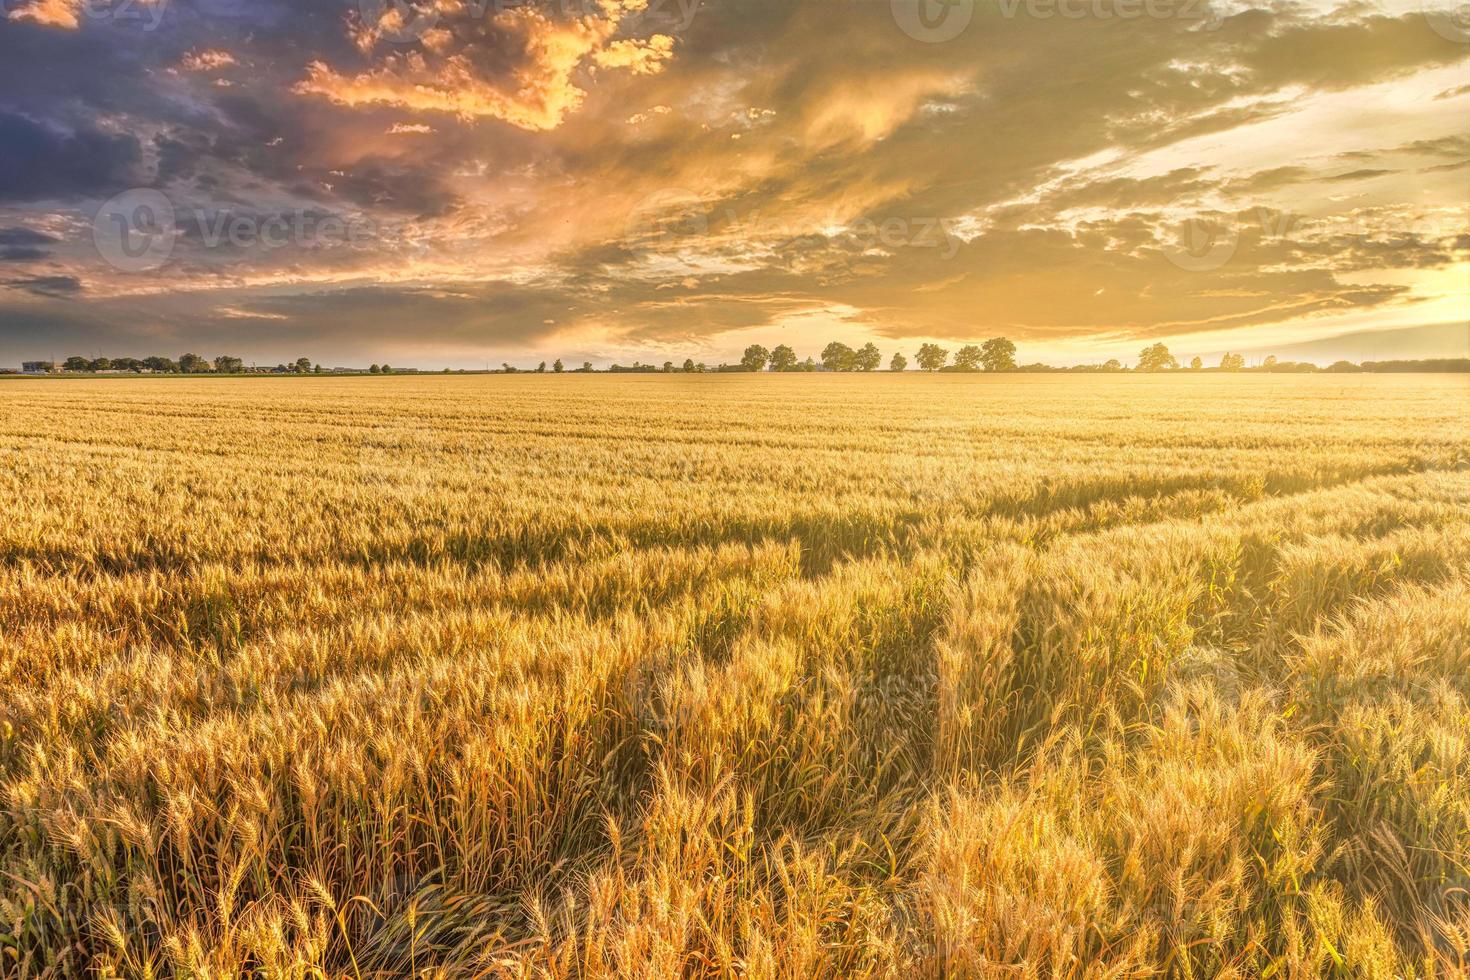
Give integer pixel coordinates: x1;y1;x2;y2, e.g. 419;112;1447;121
1;373;1467;978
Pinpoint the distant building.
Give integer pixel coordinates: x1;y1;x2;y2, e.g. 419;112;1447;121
22;361;54;374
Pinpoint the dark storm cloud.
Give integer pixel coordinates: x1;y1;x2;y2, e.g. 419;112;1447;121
322;162;459;216
3;274;83;296
0;112;142;202
0;247;51;261
0;227;59;261
0;279;577;361
0;226;58;262
0;227;58;246
0;0;1465;363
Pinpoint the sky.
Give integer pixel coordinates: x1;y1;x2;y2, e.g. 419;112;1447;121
0;0;1467;368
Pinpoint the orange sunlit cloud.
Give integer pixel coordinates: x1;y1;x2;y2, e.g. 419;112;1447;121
0;0;1465;366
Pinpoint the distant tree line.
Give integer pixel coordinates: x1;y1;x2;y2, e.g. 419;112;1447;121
46;356;447;376
710;340;1467;374
705;338;1026;373
1132;345;1469;374
1322;358;1470;373
40;345;1469;376
56;354;325;375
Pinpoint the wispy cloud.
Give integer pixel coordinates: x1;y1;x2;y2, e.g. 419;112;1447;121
0;0;1465;365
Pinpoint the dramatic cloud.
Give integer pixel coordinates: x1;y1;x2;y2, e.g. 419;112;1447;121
3;274;83;296
0;227;59;246
295;2;677;130
0;0;1466;366
0;113;141;202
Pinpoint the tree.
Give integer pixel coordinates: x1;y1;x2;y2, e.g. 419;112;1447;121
1137;343;1177;372
821;341;855;372
1263;355;1277;368
662;361;674;373
915;343;948;372
214;355;243;374
980;337;1017;372
800;357;816;372
1219;352;1245;371
854;342;882;372
890;352;907;372
1190;356;1203;370
769;344;797;372
954;345;982;372
583;362;594;372
90;357;112;372
63;356;91;372
143;356;178;373
382;364;393;374
369;364;381;374
553;359;565;373
683;358;696;373
536;361;547;373
1103;359;1122;372
291;357;311;374
313;364;322;374
741;344;771;372
1326;360;1358;373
